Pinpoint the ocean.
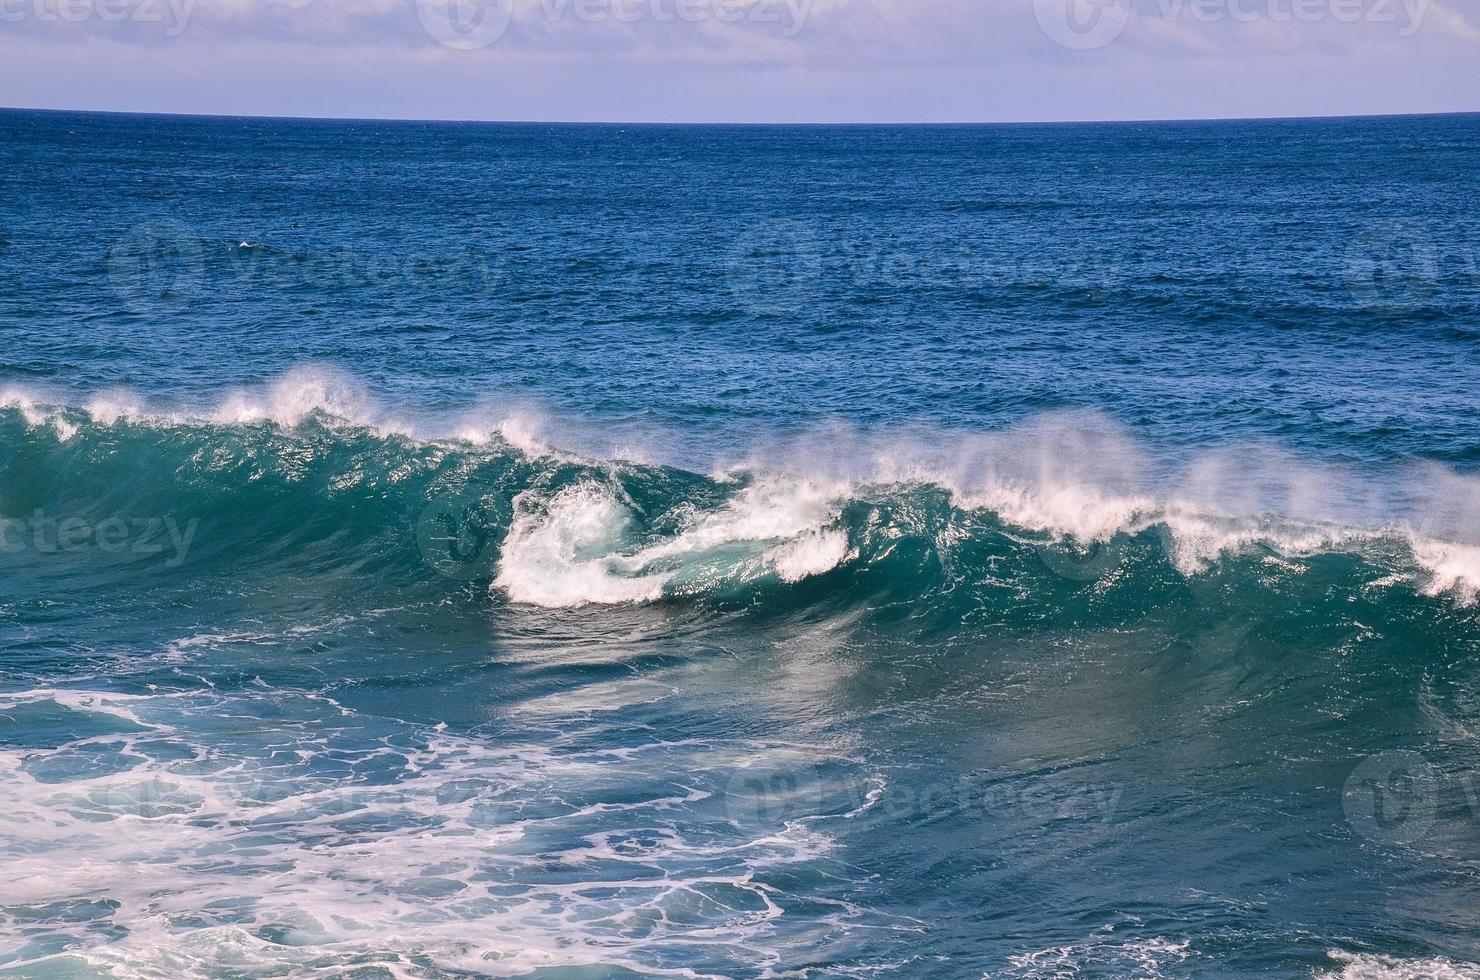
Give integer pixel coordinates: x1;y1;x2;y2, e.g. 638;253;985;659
2;108;1480;978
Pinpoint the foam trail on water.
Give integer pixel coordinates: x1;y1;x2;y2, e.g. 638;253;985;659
1005;935;1192;978
0;686;894;979
1319;951;1480;979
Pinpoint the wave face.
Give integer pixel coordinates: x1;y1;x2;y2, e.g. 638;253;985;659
5;111;1480;979
2;383;1479;622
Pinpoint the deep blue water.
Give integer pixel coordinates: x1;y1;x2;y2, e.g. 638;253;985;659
2;108;1480;978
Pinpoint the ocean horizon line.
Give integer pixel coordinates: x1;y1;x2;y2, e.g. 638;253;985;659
3;102;1478;128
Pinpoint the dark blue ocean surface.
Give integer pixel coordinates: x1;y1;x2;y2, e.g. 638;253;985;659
2;108;1480;978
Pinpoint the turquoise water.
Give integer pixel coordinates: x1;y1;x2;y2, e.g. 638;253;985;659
2;108;1480;978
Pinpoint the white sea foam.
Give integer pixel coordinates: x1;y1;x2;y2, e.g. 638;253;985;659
1005;934;1194;978
1410;538;1480;605
1319;950;1480;979
209;364;413;433
494;477;851;608
490;415;1480;608
0;368;588;461
0;385;77;440
453;402;559;454
766;528;850;583
83;389;151;425
495;483;671;607
0;688;159;728
0;685;892;979
717;415;1480;599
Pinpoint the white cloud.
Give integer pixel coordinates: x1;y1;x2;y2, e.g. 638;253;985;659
0;0;1474;119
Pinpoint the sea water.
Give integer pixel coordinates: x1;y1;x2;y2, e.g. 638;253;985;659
2;109;1480;978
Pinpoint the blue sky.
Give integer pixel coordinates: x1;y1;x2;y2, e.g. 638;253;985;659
1;0;1476;122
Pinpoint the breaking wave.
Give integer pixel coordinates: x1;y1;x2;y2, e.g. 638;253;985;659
3;367;1480;618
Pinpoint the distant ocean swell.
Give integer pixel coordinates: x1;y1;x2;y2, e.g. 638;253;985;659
4;367;1480;618
96;213;1480;324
